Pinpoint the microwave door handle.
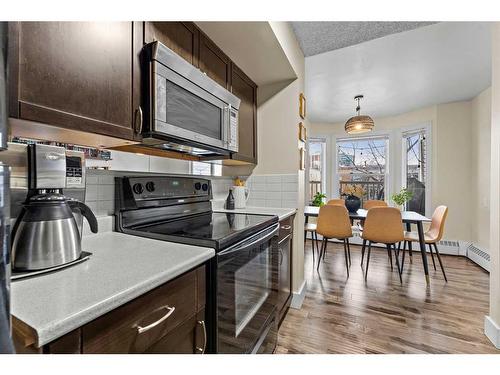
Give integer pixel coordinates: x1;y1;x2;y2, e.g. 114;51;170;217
224;105;230;147
219;223;279;256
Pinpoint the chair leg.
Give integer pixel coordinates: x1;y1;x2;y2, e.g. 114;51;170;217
428;243;437;271
401;241;406;273
346;238;352;266
386;244;393;270
393;244;403;284
365;241;372;281
343;239;350;277
316;238;326;271
361;239;367;266
433;243;448;282
323;238;327;260
408;241;413;262
311;232;315;264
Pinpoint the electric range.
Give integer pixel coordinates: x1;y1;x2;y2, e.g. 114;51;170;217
115;175;280;354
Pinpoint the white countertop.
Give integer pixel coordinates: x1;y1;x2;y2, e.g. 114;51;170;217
11;217;215;347
213;206;297;221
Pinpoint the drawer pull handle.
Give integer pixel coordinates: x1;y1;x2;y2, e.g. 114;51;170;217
196;320;207;354
281;225;292;230
136;305;175;334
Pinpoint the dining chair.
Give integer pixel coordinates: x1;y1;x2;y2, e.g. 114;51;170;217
363;200;388;210
358;199;387;234
327;199;345;206
401;206;448;281
316;205;353;276
304;222;319;264
361;207;404;283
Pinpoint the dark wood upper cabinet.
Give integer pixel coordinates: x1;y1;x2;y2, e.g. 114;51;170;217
9;22;142;141
144;22;199;67
198;33;231;89
231;64;257;164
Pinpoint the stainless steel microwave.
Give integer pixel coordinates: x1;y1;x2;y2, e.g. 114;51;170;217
141;41;240;158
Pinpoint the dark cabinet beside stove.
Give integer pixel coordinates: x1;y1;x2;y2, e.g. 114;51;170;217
13;265;207;354
8;22;143;142
277;214;295;326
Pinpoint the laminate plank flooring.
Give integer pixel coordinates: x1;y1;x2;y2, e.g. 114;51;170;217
275;240;498;354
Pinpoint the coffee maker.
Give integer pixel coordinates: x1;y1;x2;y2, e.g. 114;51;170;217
8;143;98;271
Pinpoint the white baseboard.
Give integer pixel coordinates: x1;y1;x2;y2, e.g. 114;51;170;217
290;280;306;310
484;315;500;349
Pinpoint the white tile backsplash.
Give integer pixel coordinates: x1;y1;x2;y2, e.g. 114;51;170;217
245;174;298;209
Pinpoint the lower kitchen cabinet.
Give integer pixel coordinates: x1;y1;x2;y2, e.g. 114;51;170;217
277;214;295;326
13;265;207;354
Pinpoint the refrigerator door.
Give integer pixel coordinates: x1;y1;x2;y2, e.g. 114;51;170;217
0;22;7;151
0;21;14;353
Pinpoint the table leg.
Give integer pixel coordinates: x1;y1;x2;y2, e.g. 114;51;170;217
304;215;309;245
417;221;430;285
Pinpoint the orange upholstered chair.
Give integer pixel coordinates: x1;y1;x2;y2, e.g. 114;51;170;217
327;199;345;206
363;200;388;210
316;205;353;276
402;206;448;281
361;207;404;282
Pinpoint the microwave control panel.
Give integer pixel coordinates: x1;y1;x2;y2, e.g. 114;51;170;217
228;108;239;152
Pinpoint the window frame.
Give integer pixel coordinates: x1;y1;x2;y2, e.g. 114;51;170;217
306;137;327;203
400;123;433;217
334;133;391;201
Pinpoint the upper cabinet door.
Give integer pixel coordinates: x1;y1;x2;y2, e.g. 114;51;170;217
231;64;257;164
9;22;141;141
198;33;231;89
144;22;199;67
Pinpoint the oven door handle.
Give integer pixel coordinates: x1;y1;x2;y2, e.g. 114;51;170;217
218;223;280;256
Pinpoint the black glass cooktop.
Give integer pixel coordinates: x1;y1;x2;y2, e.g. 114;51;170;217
131;212;278;251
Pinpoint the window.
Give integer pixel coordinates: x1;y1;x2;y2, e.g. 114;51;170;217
307;138;326;202
336;136;389;201
403;129;428;215
191;161;222;176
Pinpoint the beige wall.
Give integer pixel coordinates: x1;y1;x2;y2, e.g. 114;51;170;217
252;22;306;293
311;92;491;244
471;88;492;250
488;23;500;336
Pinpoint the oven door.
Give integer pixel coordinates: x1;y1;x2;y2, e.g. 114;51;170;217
152;61;230;152
216;224;279;354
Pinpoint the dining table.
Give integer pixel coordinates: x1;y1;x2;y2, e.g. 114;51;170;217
304;206;432;285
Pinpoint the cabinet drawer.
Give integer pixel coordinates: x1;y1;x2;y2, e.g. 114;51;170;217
82;268;200;353
278;215;294;241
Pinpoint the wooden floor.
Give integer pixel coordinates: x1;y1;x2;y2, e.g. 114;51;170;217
276;240;498;354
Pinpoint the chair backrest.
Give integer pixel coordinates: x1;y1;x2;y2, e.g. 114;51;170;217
364;200;388;210
426;205;448;242
362;207;404;244
316;205;352;239
326;199;345;206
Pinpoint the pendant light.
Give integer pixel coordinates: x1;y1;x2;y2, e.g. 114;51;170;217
344;95;374;134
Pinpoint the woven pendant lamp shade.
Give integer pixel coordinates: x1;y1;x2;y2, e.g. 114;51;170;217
345;115;375;134
345;95;374;134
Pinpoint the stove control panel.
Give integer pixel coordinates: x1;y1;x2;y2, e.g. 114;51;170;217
124;176;212;201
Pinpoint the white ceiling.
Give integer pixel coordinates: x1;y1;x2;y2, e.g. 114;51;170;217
305;22;492;124
292;22;436;57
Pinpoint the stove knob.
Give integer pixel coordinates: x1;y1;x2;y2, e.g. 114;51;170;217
133;183;144;194
202;183;209;191
146;181;155;192
194;182;201;190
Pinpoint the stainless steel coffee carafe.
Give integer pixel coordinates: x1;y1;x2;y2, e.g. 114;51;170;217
11;192;98;271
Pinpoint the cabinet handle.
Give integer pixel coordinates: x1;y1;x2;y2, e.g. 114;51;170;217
281;225;292;230
134;106;143;134
136;305;175;334
196;320;207;354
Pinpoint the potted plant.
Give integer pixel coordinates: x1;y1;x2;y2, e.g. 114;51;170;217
311;192;327;207
342;184;365;213
391;188;413;210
